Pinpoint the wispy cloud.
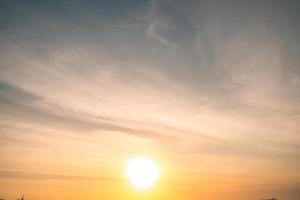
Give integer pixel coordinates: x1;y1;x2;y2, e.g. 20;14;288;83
146;20;176;48
0;170;120;182
0;81;173;141
145;0;177;49
0;1;300;199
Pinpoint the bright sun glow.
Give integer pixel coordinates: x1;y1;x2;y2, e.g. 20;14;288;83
126;157;161;190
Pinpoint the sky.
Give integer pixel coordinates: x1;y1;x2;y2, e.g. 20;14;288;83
0;0;300;200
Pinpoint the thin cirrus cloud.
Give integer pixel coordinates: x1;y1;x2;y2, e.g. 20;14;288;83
0;0;300;199
0;170;121;182
0;0;299;160
0;81;173;141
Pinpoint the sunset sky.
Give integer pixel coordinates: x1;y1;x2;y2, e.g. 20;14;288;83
0;1;300;200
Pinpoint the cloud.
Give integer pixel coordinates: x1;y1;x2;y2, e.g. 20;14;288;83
0;170;121;182
146;20;176;48
0;81;172;141
145;0;177;49
0;2;300;199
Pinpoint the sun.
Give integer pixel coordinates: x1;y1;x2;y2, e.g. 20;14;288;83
126;157;161;190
